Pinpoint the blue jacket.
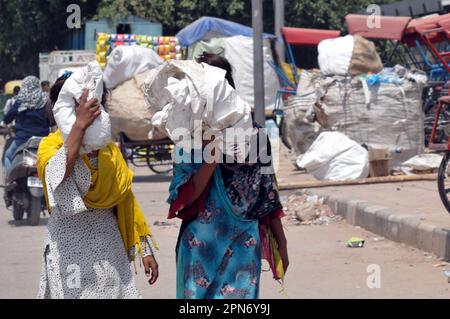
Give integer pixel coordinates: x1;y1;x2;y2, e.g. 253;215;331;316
4;101;50;146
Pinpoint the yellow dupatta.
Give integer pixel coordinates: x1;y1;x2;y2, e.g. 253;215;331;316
37;130;157;261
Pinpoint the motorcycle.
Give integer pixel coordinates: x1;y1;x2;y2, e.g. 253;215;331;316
2;128;45;225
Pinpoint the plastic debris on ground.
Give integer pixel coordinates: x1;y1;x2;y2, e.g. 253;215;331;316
400;153;443;175
153;220;177;227
282;193;341;226
347;237;365;248
443;269;450;283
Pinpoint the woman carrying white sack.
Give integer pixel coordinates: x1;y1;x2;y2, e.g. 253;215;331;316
36;62;159;299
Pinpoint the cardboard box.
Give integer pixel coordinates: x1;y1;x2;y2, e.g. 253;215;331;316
368;147;390;177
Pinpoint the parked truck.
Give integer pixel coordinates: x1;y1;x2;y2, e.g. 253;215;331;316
39;50;97;84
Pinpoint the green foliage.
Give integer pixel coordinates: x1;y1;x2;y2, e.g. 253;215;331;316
96;0;250;34
285;0;395;30
0;0;100;82
95;0;397;34
0;0;400;82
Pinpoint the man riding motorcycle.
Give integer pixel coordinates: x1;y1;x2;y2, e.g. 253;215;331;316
3;76;50;172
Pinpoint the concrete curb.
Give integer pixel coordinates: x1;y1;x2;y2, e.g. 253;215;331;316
299;189;450;260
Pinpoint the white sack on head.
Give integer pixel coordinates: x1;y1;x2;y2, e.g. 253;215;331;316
53;61;112;154
103;45;164;89
142;60;253;160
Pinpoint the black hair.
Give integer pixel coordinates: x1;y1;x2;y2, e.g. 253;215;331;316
47;74;110;126
13;86;20;95
196;52;236;89
41;81;50;87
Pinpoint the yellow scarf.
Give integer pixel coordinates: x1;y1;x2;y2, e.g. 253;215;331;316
37;130;157;261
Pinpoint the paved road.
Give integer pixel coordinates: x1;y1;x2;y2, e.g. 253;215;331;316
1;161;450;299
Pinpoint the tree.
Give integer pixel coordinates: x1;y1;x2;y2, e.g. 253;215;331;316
96;0;250;34
0;0;397;82
0;0;100;82
96;0;396;35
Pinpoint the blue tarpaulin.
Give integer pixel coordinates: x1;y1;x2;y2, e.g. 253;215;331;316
176;16;276;48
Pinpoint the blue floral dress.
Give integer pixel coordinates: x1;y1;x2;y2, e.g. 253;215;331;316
168;148;282;299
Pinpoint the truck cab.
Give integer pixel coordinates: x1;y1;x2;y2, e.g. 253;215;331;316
39;50;97;84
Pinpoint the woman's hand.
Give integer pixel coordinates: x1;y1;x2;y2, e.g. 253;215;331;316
142;255;159;285
63;89;101;179
278;241;289;274
73;89;101;131
269;218;289;274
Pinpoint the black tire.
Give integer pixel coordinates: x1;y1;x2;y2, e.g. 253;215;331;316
149;164;173;175
12;202;24;221
118;134;129;166
438;152;450;214
29;196;41;226
147;144;173;174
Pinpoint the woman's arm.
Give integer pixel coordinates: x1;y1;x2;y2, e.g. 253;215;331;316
269;217;289;273
63;89;100;180
186;162;217;206
3;102;18;124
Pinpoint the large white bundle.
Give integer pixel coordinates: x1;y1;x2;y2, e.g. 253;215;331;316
287;70;425;168
298;131;369;181
109;70;166;141
103;45;164;89
143;60;253;159
318;35;383;76
223;36;279;110
53;61;111;154
318;35;354;76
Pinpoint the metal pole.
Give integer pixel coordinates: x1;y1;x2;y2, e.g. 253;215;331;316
252;0;265;126
274;0;285;62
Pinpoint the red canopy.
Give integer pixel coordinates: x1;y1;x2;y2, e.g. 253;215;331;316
346;14;411;40
405;13;450;34
281;27;341;46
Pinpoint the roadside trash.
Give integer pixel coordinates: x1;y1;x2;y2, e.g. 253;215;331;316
347;237;365;248
372;236;385;242
153;220;175;227
53;61;111;154
297;131;369;181
284;194;339;225
103;45;164;89
401;153;443;174
434;262;449;268
443;269;450;283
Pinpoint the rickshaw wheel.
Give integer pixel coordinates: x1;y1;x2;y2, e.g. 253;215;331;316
148;164;173;175
437;151;450;214
118;134;129;165
146;145;173;175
